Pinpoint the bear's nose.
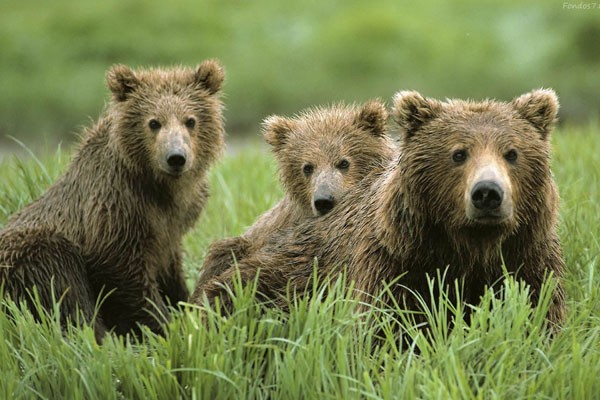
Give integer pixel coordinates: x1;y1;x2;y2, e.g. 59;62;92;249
471;180;503;210
314;196;335;215
166;151;187;169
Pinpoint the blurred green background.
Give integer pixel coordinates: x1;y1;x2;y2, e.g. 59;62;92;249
1;0;598;151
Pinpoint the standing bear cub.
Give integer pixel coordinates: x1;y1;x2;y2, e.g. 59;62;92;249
191;101;395;295
0;60;225;338
196;89;566;328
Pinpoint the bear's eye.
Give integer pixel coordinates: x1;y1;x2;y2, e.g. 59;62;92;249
302;163;314;176
452;149;468;164
504;149;518;163
336;159;350;171
148;119;161;131
185;117;196;129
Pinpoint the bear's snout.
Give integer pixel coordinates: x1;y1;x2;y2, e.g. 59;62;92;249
471;180;503;211
313;182;338;216
311;170;344;216
166;150;187;170
313;185;336;216
156;125;194;176
465;162;513;224
162;147;189;175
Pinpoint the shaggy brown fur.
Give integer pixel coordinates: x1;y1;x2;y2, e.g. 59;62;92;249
195;89;566;328
190;101;395;298
0;60;225;339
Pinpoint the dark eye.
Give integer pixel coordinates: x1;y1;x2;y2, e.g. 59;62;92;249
148;119;161;131
302;163;314;176
337;159;350;170
504;149;518;163
185;117;196;129
452;149;468;164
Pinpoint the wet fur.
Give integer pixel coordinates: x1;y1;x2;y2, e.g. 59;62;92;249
191;101;395;299
196;89;566;329
0;60;225;339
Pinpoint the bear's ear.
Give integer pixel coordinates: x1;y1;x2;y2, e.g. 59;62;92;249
392;91;441;138
194;59;225;95
511;88;559;139
262;115;296;150
354;99;388;137
106;64;139;102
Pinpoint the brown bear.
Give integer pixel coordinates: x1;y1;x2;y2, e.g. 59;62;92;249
0;60;225;339
190;101;395;297
195;89;566;329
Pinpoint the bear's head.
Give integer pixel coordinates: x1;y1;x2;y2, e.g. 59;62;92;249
106;60;225;180
263;100;393;216
391;89;559;245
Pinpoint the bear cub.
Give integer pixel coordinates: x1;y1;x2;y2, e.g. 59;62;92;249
191;101;395;296
0;60;225;339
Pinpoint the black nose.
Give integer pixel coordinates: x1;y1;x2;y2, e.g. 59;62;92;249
471;180;503;210
166;151;186;169
314;196;335;215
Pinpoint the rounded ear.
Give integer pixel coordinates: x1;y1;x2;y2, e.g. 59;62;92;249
262;115;296;150
194;59;225;95
391;90;441;138
106;64;139;102
354;99;388;137
511;88;559;139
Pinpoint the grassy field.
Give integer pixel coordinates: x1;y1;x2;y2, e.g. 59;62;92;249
0;127;599;399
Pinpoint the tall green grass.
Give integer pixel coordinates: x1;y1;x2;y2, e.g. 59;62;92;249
0;128;598;399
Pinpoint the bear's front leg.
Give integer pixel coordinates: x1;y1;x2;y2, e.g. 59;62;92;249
158;250;190;306
505;236;566;329
89;265;171;336
193;236;251;291
190;260;263;313
523;241;566;328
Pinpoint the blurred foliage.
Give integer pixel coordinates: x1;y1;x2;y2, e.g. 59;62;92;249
0;0;598;148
